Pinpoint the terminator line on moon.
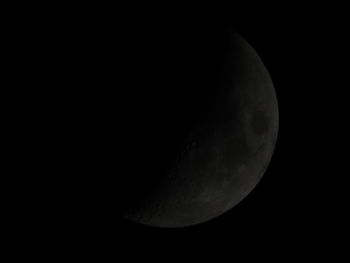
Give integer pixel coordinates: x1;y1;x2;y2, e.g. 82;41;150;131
122;30;279;227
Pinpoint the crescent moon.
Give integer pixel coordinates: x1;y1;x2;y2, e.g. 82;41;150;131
122;30;279;227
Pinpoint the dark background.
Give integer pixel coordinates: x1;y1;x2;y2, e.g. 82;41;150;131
6;2;347;258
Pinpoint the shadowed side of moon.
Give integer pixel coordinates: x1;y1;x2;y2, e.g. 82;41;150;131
123;30;279;227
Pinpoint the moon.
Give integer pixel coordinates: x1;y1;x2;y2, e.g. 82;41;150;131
122;30;279;227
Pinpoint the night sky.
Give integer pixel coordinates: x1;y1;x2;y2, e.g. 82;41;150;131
10;2;346;259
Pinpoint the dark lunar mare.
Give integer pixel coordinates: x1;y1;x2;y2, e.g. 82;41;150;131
122;29;279;227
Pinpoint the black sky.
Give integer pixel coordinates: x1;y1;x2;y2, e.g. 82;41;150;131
9;2;347;259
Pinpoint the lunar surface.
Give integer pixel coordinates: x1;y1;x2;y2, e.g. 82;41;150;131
122;30;279;227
